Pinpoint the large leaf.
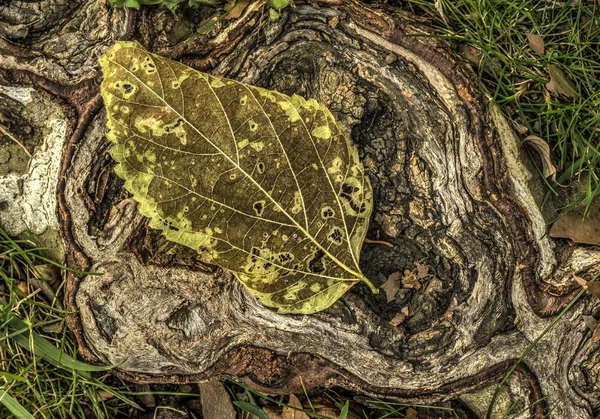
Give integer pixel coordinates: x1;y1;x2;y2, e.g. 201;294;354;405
99;41;376;314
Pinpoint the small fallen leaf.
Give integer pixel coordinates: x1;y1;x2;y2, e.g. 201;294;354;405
401;269;421;290
586;282;600;300
381;272;401;302
546;65;578;99
415;260;430;279
389;311;406;327
199;380;236;419
526;33;545;54
394;288;410;304
582;315;598;331
178;384;193;394
97;391;115;401
592;323;600;344
283;394;310;419
263;406;284;419
224;0;249;19
516;123;528;135
405;407;418;419
549;206;600;245
458;43;483;67
41;320;64;333
573;276;600;300
17;281;28;294
522;135;556;180
135;383;155;408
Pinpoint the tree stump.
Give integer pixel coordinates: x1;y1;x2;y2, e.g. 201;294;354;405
1;1;600;417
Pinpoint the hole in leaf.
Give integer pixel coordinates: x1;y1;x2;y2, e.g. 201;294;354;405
122;83;134;94
253;200;265;216
321;206;335;219
308;249;325;273
327;227;343;245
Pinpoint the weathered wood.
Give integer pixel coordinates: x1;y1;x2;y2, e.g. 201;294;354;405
1;1;600;417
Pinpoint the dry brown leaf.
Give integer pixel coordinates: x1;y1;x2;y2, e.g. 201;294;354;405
592;323;600;344
549;206;600;245
582;315;598;331
264;406;284;419
178;384;193;393
328;15;339;29
97;391;115;401
401;269;421;290
381;272;401;302
17;281;28;294
41;320;64;333
546;65;578;99
526;33;545;54
135;384;155;408
415;260;430;279
522;135;556;180
586;282;600;300
458;43;483;67
389;312;406;327
283;395;310;419
405;407;418;419
224;0;249;19
199;380;236;419
313;405;359;419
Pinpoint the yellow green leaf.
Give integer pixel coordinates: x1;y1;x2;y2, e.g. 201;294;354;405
99;41;377;314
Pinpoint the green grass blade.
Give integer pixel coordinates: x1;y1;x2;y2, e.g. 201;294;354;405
338;400;349;419
232;401;271;419
0;390;35;419
0;371;29;384
5;314;113;374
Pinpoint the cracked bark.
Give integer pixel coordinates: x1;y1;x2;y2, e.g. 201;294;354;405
1;1;600;417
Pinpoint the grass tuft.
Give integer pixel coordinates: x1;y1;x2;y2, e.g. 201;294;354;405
406;0;600;217
0;228;139;418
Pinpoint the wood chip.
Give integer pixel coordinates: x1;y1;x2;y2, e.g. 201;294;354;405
522;135;556;180
389;313;405;326
199;379;236;419
283;394;310;419
329;15;339;29
526;33;545;54
401;269;421;290
224;0;249;19
549;206;600;245
381;272;401;302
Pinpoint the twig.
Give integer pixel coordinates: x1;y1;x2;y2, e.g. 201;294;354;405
0;123;31;157
364;238;394;247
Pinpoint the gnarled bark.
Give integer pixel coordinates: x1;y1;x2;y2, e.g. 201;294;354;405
1;1;599;417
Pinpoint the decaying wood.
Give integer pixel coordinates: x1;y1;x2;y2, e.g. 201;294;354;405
1;1;600;417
